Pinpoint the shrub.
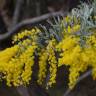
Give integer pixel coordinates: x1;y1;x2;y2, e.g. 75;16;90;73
0;0;96;90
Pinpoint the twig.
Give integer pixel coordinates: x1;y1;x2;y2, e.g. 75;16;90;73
0;13;7;33
11;0;23;27
36;2;41;16
63;70;92;96
0;11;65;41
16;86;30;96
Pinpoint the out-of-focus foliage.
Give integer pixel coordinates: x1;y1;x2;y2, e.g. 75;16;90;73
0;0;96;90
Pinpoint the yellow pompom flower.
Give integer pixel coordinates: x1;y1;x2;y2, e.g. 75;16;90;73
72;24;80;32
64;16;72;23
67;26;72;33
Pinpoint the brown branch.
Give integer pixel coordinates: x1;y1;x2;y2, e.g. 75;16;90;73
16;86;30;96
63;70;92;96
36;2;41;16
0;11;65;41
11;0;24;27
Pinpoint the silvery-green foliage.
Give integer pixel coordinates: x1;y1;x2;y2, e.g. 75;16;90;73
40;0;96;46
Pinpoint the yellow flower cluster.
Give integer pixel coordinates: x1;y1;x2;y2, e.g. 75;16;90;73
55;15;96;88
0;45;20;86
37;38;57;88
64;16;72;23
0;45;19;63
0;45;19;77
0;28;39;86
46;39;57;88
68;24;80;33
0;11;96;91
62;16;80;34
55;30;96;89
21;42;37;85
12;28;40;43
37;49;48;85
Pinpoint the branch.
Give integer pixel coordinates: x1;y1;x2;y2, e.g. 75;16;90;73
16;86;30;96
11;0;24;27
0;13;7;34
0;11;65;41
63;70;92;96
